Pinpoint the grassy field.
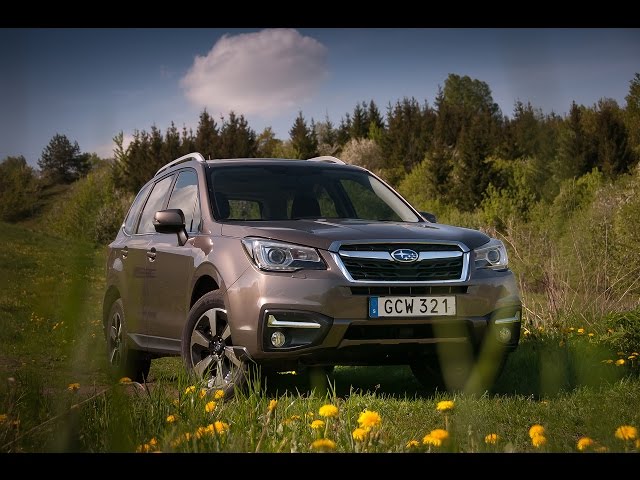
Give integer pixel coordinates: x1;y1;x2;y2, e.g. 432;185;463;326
1;222;639;453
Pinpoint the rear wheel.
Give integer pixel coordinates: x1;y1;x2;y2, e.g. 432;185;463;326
182;291;247;399
106;298;150;383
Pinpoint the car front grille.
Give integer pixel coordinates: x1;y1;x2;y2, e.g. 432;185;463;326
336;243;468;283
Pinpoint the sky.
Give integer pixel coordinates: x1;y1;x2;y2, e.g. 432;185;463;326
1;28;639;167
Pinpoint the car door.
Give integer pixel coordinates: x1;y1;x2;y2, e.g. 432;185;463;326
113;182;153;339
132;174;175;341
147;168;201;341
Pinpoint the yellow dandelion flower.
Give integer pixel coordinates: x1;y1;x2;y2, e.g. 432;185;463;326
629;355;637;360
604;359;614;364
436;400;455;412
184;385;196;395
310;419;325;430
577;437;594;451
119;377;132;384
214;389;225;400
632;352;640;356
406;439;419;448
183;432;191;442
615;425;637;441
357;410;381;429
531;435;547;448
268;399;278;412
588;333;595;338
0;414;7;423
311;438;336;451
136;443;152;453
319;404;339;418
213;421;230;434
422;434;442;447
67;382;80;392
577;328;585;334
148;437;158;447
484;433;499;445
205;401;216;413
198;388;207;399
166;414;176;424
430;429;449;441
569;327;575;332
529;424;545;439
615;359;625;366
195;426;208;439
352;428;368;442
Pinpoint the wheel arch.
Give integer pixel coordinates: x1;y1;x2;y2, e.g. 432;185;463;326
189;271;220;308
103;285;121;328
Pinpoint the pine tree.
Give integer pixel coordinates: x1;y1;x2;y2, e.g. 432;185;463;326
180;125;196;156
289;112;318;159
38;134;90;184
195;110;219;159
218;111;257;158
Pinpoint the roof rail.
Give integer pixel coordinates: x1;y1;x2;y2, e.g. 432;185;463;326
155;152;206;176
307;155;345;165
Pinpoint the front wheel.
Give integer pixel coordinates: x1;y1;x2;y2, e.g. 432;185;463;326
181;291;247;399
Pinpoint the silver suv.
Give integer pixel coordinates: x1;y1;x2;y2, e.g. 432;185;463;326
103;153;521;395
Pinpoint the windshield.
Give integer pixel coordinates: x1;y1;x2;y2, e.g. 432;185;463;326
209;164;421;222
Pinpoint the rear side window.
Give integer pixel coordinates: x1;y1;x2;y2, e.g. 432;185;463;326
167;169;201;233
123;183;152;235
137;175;174;234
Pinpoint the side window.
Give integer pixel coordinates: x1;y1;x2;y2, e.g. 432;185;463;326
137;175;174;234
123;183;153;235
167;170;201;233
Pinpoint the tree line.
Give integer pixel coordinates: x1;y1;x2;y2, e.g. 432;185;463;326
1;72;638;223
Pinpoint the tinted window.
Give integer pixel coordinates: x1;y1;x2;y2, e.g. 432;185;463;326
123;182;152;234
137;175;174;234
210;165;419;222
167;170;201;233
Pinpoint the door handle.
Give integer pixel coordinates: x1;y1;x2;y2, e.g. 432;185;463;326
121;246;128;259
146;247;156;261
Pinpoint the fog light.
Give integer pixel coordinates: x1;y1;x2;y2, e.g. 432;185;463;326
497;327;512;343
271;331;286;348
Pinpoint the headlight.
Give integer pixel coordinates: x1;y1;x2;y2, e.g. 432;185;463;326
242;238;326;272
474;238;508;270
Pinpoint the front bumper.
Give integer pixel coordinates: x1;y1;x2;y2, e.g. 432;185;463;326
224;252;521;370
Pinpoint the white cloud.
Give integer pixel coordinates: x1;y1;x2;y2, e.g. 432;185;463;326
181;29;328;117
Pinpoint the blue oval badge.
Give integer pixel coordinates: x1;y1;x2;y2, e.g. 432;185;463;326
391;249;419;263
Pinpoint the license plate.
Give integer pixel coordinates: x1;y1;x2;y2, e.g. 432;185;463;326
369;296;456;318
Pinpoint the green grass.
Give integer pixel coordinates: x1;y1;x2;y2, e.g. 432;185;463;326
0;222;639;453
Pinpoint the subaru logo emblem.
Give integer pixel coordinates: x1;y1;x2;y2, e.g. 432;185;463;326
391;249;419;263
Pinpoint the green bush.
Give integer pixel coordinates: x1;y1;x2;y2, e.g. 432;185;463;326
47;164;132;245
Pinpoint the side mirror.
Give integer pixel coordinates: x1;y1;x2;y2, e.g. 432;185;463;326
419;211;437;223
153;209;188;246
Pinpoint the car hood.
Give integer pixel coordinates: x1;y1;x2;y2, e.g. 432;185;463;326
220;219;491;252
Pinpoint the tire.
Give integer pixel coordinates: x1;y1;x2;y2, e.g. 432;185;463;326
106;298;151;383
181;291;247;399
